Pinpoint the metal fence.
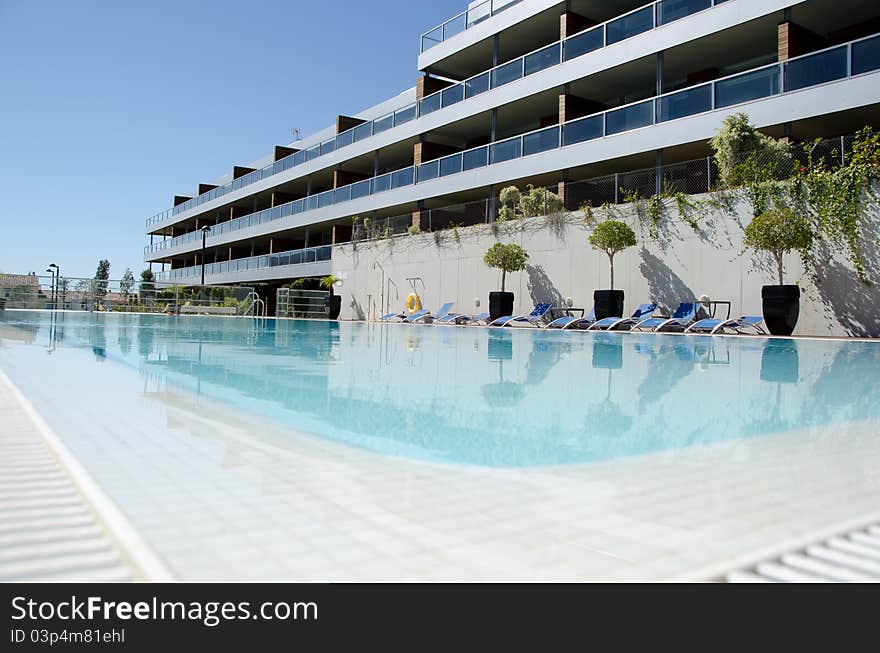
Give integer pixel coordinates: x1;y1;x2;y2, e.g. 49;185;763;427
276;288;331;319
0;275;256;315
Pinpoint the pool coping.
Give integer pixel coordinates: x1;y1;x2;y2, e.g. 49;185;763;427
0;368;176;582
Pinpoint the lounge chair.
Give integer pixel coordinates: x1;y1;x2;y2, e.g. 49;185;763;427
490;303;552;327
685;315;766;335
545;307;595;329
380;309;407;321
436;311;490;325
406;302;455;323
587;303;657;331
631;302;698;332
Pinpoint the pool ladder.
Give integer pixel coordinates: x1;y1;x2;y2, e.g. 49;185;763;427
242;292;267;318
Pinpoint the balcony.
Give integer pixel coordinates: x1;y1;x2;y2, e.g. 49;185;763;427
146;31;880;261
147;0;734;232
156;244;332;282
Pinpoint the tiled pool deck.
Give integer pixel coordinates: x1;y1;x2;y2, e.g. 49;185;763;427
1;332;878;581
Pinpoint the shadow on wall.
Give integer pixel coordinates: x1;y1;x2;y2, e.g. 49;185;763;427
526;264;564;307
812;237;880;337
638;248;697;311
349;296;366;321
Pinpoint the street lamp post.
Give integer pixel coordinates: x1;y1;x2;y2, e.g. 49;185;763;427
200;226;211;287
45;266;57;310
49;263;59;309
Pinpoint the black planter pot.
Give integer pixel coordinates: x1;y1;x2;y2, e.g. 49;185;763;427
489;291;514;323
593;289;625;320
761;285;800;336
328;294;342;320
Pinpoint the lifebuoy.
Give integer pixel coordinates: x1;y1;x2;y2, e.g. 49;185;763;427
405;293;422;314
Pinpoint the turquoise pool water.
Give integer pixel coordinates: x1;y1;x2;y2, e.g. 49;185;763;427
1;311;878;467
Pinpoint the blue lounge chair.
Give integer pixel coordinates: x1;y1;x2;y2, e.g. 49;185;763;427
407;302;455;323
685;315;766;335
380;309;406;321
632;302;698;332
587;303;657;331
545;307;595;329
490;303;552;327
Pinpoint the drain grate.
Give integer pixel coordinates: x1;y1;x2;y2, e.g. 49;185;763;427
726;525;880;582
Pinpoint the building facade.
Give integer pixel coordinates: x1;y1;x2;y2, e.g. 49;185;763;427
144;0;880;298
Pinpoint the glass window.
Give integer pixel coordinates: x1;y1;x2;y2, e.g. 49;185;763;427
441;84;464;108
373;114;394;134
606;6;653;46
656;84;712;122
491;59;523;88
784;46;847;92
353;122;372;142
852;35;880;75
605;100;654;135
391;167;414;188
522;126;559;156
714;66;780;108
418;160;440;183
563;26;603;61
524;43;560;77
394;104;417;125
440;153;463;177
465;72;490;98
419;92;441;116
656;0;711;27
462;146;488;171
562;115;603;145
489;137;522;164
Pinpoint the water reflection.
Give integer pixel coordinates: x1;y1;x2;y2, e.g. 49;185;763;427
0;311;878;467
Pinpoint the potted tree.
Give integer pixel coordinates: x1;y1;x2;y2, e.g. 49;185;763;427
588;220;636;320
320;275;342;319
483;243;529;322
743;208;813;336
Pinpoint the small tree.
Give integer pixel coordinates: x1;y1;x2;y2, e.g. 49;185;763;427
320;275;340;294
139;269;155;304
120;268;135;300
709;113;792;187
483;243;529;292
497;186;521;222
743;208;813;285
588;220;636;290
93;259;110;304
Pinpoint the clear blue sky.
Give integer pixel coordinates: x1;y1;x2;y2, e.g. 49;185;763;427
0;0;462;280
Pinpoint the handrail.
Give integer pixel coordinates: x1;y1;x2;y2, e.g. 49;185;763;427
146;31;880;259
146;0;734;231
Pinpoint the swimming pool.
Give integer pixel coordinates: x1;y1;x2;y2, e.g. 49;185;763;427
2;311;879;581
2;311;878;467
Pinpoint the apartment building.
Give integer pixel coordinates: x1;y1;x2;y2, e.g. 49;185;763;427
144;0;880;299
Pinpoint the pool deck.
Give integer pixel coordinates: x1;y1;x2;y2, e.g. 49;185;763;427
0;374;171;582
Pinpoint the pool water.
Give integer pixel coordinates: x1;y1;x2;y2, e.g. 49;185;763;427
1;311;878;467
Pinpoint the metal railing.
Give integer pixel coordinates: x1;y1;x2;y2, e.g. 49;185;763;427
276;288;331;319
147;0;734;231
421;0;524;52
146;32;880;257
156;244;332;282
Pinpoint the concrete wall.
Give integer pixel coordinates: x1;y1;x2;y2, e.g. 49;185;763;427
332;190;880;337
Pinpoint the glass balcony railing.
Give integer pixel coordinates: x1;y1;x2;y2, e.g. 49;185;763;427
146;32;880;259
420;0;523;52
155;244;332;282
148;0;733;231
